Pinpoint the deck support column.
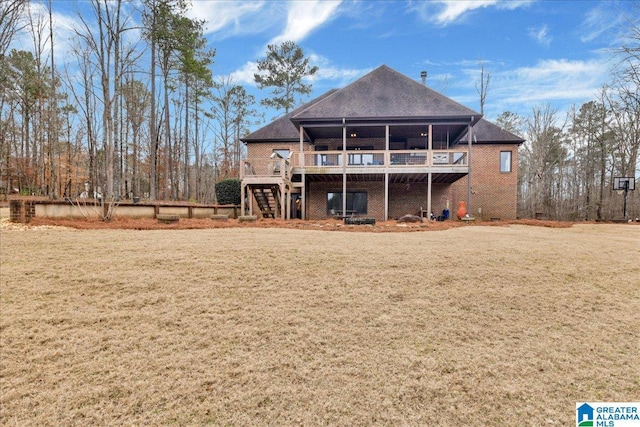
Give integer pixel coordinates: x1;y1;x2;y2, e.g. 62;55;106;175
249;188;254;216
467;119;473;216
384;124;389;221
300;126;306;219
427;124;433;218
427;172;432;220
241;183;246;216
280;182;286;219
342;118;347;215
286;186;291;220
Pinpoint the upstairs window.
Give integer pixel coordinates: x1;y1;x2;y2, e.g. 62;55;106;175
500;151;512;173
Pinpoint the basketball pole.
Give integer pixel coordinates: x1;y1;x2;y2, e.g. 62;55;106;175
623;180;629;221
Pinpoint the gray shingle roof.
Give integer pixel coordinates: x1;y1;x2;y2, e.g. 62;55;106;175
243;65;486;143
460;118;525;144
242;90;338;142
291;65;480;122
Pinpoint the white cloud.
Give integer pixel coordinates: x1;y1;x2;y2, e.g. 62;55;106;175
228;61;260;86
228;53;370;89
307;53;371;86
269;0;342;45
514;58;603;84
528;24;552;47
410;0;534;26
485;58;609;118
9;2;88;67
435;0;499;25
186;1;268;38
579;3;625;43
186;1;343;59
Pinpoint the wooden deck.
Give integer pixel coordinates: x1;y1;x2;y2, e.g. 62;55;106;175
241;149;468;183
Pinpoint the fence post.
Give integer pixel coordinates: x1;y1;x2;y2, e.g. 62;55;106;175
10;200;23;223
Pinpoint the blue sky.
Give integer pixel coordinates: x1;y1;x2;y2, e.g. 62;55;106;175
12;0;635;127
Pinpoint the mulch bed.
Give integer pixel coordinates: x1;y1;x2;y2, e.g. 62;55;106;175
15;216;582;232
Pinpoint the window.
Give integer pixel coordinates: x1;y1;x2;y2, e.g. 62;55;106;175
327;191;367;215
347;147;373;166
315;145;328;166
500;151;512;173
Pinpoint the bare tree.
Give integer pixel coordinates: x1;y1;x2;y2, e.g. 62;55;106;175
122;78;150;200
141;0;159;200
569;100;612;220
612;6;640;176
211;77;257;179
520;105;567;219
0;0;26;56
66;45;100;198
174;14;214;200
142;0;194;200
47;0;58;198
475;60;491;115
81;0;141;199
25;5;50;195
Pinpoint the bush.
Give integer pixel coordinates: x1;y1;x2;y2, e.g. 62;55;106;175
215;178;241;205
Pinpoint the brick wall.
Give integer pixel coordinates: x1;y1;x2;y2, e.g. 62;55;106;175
305;181;451;220
246;141;310;160
246;142;520;220
451;144;519;220
388;183;449;219
307;181;385;219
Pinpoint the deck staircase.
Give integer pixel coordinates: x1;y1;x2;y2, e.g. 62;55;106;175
250;185;282;218
241;157;293;219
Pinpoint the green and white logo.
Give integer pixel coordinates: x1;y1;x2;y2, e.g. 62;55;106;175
577;402;640;427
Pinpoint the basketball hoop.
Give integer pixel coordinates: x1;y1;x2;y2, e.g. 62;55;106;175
613;177;635;191
613;177;636;220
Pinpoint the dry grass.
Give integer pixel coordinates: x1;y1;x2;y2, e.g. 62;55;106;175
1;223;639;426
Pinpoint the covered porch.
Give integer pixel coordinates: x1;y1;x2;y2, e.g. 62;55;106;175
291;119;475;221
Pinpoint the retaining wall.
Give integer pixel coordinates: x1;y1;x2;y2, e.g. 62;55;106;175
9;199;239;223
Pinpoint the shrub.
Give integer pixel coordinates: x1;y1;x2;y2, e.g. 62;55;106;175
215;178;241;205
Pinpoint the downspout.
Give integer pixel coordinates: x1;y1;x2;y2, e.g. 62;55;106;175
427;124;433;219
467;117;473;216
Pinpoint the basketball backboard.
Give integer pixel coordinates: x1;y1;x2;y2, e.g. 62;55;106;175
613;177;635;191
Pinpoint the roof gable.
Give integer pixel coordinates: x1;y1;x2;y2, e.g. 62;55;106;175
291;65;480;122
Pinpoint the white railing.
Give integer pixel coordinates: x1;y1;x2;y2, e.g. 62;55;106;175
241;150;467;178
241;158;292;179
295;150;467;169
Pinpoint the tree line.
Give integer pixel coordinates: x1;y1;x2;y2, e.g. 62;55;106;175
0;0;316;204
1;0;638;219
494;16;640;221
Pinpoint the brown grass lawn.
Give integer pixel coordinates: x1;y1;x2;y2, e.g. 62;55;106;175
1;223;639;426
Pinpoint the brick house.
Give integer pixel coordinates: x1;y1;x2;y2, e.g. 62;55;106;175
240;65;524;221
